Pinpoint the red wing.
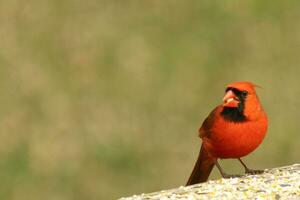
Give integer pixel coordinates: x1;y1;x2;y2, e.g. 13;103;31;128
199;106;219;138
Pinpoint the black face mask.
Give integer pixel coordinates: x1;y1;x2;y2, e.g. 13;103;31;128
221;88;248;122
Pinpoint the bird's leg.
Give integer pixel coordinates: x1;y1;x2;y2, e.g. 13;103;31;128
215;160;242;179
238;158;264;174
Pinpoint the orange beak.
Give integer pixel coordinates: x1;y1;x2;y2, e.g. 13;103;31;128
223;90;239;107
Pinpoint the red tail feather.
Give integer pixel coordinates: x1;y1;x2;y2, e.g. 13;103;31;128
186;145;215;186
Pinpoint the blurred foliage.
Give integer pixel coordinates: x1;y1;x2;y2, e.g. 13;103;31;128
0;0;300;199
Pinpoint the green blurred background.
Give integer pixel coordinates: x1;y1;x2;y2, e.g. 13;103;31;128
0;0;300;199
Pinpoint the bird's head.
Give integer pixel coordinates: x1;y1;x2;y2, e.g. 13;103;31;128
222;81;261;121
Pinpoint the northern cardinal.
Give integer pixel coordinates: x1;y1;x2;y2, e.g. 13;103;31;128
186;81;268;185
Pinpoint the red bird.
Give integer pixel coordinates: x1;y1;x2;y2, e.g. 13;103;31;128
186;81;268;185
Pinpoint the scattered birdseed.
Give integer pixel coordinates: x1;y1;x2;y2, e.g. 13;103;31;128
120;164;300;200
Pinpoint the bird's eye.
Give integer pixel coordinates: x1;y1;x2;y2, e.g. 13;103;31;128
242;90;248;97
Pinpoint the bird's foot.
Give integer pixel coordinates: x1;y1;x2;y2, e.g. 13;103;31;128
245;168;265;175
221;173;243;179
